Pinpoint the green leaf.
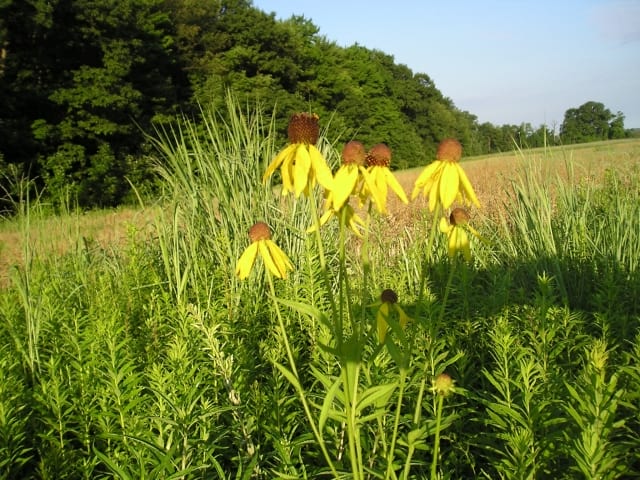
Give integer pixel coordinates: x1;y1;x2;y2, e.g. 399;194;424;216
319;376;345;432
274;362;303;393
356;382;397;413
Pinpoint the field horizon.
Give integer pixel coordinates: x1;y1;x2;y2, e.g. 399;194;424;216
1;137;638;287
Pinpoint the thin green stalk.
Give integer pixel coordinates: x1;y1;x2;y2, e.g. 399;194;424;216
430;395;444;480
436;260;457;335
308;195;340;348
265;271;339;478
415;204;442;324
342;361;363;480
385;369;407;479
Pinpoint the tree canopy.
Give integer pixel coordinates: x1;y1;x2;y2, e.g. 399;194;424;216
0;0;630;208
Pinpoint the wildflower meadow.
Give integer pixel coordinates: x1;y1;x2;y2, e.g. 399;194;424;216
1;97;639;479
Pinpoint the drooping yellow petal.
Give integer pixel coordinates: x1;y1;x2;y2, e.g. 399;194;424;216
440;163;460;209
265;239;293;278
384;169;408;204
332;165;359;211
307;209;334;233
235;242;259;279
345;206;366;237
394;304;410;329
257;241;284;279
263;144;296;184
456;164;481;208
439;217;452;233
365;167;387;213
428;174;440;212
447;227;458;258
309;145;333;191
281;153;296;195
377;303;390;344
293;145;312;197
412;161;442;199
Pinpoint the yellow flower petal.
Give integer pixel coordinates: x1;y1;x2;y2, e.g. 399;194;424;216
281;153;296;195
309;145;333;190
235;242;259;279
265;239;293;278
456;164;481;208
440;163;460;209
428;175;440;212
263;144;296;183
365;167;387;213
345;207;366;237
377;303;390;344
307;209;334;233
447;227;458;258
394;304;410;329
332;165;359;211
293;145;312;197
412;161;442;199
257;241;285;279
384;169;408;204
439;217;452;233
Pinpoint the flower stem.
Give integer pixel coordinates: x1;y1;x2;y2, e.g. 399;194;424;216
385;369;407;479
266;271;339;478
430;395;444;480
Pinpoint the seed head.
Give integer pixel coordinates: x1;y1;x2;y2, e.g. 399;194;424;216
366;143;392;167
341;140;367;166
248;222;271;242
436;138;463;162
450;208;470;226
287;112;320;144
433;373;455;397
380;288;398;304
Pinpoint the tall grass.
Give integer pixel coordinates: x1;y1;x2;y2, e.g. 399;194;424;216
0;98;638;478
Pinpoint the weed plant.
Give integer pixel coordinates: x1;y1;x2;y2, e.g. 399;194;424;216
0;97;639;479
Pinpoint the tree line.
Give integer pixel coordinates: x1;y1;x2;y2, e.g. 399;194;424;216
0;0;631;208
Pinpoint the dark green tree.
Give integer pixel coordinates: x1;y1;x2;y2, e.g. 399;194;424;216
1;0;189;207
560;101;617;144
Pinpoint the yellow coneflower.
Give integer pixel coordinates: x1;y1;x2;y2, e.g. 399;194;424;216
309;140;371;237
364;143;408;214
375;288;410;344
263;112;333;197
235;222;293;279
412;138;480;212
329;140;371;211
438;208;483;261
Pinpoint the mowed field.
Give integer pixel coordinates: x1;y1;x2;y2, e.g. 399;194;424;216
1;138;638;287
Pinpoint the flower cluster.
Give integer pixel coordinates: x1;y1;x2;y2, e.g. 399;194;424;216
238;116;484;346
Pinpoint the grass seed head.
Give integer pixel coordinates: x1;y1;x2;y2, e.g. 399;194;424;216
249;222;271;242
341;140;367;166
367;143;392;167
437;138;463;162
287;112;320;144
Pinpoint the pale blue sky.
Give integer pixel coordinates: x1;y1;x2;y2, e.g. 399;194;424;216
252;0;640;129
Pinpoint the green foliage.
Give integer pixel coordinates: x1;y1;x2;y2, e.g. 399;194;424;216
560;101;627;144
1;86;640;480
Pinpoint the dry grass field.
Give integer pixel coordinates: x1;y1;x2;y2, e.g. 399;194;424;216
1;138;638;287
